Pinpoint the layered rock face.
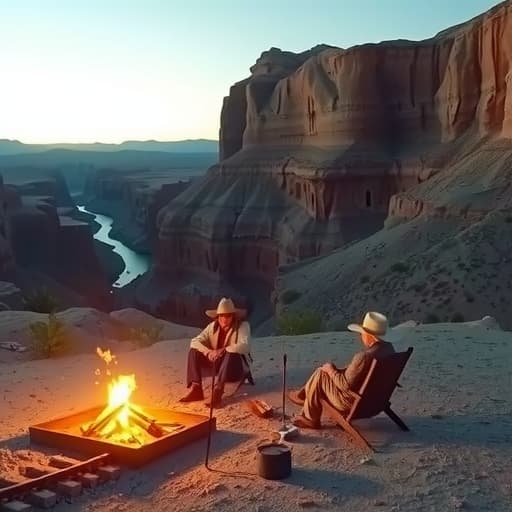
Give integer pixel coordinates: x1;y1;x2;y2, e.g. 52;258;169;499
0;172;112;310
155;1;512;326
83;169;195;252
0;175;15;275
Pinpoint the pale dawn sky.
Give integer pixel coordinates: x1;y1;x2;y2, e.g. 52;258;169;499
0;0;501;144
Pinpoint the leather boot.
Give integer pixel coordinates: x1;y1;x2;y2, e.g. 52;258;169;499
179;383;204;402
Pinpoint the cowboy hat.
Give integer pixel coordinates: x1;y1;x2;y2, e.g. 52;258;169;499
347;311;391;340
205;297;246;319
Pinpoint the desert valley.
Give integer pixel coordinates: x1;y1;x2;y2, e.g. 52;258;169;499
1;1;512;511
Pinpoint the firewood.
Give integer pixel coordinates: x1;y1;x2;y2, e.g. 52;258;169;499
128;411;165;438
127;405;166;437
246;399;273;418
81;404;124;437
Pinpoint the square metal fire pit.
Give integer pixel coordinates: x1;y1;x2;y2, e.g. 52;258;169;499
29;406;215;467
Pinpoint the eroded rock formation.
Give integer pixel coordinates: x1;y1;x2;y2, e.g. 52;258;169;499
0;172;112;310
153;1;512;326
83;169;196;252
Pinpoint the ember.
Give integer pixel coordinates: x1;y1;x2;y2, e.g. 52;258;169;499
81;350;183;445
30;347;215;466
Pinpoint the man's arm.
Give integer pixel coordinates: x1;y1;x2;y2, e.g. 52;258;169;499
225;322;250;355
327;352;369;392
190;324;212;355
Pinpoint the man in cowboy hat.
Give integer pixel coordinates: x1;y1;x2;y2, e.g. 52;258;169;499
179;297;252;407
288;311;395;429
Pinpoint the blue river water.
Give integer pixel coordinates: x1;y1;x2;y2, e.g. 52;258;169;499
77;205;151;288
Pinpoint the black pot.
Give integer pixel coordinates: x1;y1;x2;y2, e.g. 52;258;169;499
257;443;292;480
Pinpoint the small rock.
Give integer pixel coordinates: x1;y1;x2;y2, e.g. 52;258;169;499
450;497;468;509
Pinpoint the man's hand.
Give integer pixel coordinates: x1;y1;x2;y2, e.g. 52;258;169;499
207;349;225;362
320;362;337;376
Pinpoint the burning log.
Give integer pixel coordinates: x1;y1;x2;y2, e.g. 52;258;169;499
127;405;167;438
81;405;124;437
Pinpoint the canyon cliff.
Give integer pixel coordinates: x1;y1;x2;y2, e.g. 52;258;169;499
143;2;512;328
0;170;112;310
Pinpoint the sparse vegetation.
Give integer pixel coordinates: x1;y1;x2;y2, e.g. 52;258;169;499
29;314;71;358
464;291;475;303
281;289;301;305
130;324;164;347
277;310;323;336
451;312;465;322
23;288;59;314
390;262;409;273
424;312;440;323
413;282;427;293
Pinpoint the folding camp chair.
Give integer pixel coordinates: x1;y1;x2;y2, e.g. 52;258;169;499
321;347;413;451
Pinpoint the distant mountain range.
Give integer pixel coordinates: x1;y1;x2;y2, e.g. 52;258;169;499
0;138;218;156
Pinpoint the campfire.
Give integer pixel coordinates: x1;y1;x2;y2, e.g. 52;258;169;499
80;348;184;445
30;347;215;466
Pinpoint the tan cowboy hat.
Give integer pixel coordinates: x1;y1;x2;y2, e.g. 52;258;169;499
347;311;391;340
205;297;246;319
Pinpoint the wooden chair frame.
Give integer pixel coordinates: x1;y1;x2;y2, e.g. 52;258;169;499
321;347;413;451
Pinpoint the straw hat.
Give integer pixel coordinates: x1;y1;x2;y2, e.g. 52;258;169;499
205;297;246;319
347;311;390;340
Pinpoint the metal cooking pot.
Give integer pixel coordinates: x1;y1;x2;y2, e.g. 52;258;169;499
257;442;291;480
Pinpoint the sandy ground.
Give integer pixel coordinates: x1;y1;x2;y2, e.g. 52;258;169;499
1;320;511;511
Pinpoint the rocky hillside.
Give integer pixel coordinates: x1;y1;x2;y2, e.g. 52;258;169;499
150;1;512;327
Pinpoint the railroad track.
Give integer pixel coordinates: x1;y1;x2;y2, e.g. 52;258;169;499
0;451;121;510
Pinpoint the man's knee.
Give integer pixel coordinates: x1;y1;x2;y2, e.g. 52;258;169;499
189;348;204;357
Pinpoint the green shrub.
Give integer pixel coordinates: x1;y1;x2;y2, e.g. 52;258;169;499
451;312;465;322
130;324;164;347
390;262;409;273
23;288;59;314
424;312;440;323
281;289;301;305
464;292;475;303
277;310;323;336
29;314;71;357
413;282;427;293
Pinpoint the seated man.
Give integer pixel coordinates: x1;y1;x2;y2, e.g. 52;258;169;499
179;297;251;408
288;311;395;429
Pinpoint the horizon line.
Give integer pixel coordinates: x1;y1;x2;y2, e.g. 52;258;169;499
0;138;219;145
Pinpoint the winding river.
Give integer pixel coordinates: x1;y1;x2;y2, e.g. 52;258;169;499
77;205;151;288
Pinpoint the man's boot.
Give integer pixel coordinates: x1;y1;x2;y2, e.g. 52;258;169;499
179;382;204;402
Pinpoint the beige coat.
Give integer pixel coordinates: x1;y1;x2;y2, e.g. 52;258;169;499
190;321;251;356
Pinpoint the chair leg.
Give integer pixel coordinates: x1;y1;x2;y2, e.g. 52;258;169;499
336;415;374;452
385;406;409;431
322;400;374;451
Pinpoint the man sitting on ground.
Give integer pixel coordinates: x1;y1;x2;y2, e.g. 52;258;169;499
179;297;251;408
288;311;395;429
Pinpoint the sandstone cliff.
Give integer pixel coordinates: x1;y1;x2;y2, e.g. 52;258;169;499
0;172;112;310
154;1;512;327
82;168;206;253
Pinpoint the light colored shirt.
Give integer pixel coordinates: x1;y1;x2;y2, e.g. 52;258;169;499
190;320;251;356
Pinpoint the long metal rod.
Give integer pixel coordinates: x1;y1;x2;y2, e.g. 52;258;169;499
282;353;287;429
204;363;216;469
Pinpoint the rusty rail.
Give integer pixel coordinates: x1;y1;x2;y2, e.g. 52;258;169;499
0;452;113;503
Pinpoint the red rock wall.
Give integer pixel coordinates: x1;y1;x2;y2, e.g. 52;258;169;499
153;2;512;325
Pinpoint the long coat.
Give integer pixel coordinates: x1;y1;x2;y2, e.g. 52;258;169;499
190;320;251;356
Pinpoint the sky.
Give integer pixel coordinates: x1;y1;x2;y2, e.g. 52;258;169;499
0;0;501;144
